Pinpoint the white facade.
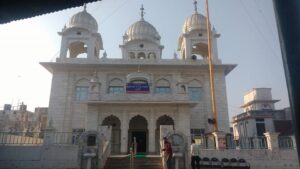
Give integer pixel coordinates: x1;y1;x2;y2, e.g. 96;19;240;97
242;88;279;112
232;88;292;137
41;4;235;154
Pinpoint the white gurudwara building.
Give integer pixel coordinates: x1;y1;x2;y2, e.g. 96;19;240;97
41;3;236;154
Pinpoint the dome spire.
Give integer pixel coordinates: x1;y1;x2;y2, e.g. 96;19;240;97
140;4;145;20
194;0;198;14
83;3;87;12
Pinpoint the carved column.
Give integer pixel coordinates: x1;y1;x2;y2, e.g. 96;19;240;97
120;113;128;154
148;112;156;153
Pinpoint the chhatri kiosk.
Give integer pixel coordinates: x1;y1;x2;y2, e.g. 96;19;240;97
41;2;235;155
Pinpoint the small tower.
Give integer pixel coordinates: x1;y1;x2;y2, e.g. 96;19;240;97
241;88;280;112
120;5;164;60
178;0;220;62
58;5;103;60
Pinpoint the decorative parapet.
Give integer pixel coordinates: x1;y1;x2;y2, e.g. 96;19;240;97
86;93;196;105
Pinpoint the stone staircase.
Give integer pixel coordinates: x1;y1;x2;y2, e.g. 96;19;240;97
103;156;163;169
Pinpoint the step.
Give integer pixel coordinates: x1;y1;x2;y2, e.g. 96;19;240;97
103;156;163;169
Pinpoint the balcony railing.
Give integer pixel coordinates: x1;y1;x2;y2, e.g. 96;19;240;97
88;93;194;104
278;136;294;149
0;132;43;145
194;135;270;149
0;131;84;145
226;136;268;149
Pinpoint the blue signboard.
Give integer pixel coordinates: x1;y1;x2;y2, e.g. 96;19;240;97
126;83;149;94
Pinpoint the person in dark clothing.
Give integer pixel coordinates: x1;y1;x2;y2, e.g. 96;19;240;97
191;139;200;169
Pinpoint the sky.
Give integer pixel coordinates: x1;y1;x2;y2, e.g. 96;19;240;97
0;0;289;119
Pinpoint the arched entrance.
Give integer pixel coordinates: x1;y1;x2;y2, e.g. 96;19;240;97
102;115;121;154
128;115;148;153
155;115;174;153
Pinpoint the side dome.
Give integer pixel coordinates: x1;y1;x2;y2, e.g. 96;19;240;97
124;20;161;45
68;8;98;33
182;13;207;34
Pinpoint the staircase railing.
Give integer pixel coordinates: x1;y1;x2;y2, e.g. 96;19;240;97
100;140;111;169
129;138;137;169
160;140;167;169
99;127;112;169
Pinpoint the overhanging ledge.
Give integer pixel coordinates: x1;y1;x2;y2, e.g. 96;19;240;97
84;100;198;106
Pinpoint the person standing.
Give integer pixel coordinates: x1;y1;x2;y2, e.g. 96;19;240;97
162;137;173;169
191;139;200;169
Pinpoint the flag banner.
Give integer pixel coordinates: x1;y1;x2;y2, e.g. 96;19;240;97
126;83;149;94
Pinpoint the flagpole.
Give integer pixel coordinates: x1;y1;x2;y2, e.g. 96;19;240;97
205;0;218;132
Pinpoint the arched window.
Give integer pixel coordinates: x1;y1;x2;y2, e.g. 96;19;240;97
67;41;88;58
129;52;135;59
148;52;156;59
191;42;208;59
108;78;124;94
155;79;171;94
75;79;89;101
188;80;203;101
137;52;146;59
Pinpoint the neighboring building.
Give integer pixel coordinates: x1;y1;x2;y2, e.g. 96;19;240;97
33;107;48;131
232;88;293;137
41;4;235;154
0;103;35;132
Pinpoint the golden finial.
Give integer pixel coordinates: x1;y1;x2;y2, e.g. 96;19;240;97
140;4;145;20
194;0;198;14
83;3;87;12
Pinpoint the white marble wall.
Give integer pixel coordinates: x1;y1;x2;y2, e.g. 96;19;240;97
46;62;233;153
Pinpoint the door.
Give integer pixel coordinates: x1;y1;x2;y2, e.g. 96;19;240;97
131;131;147;153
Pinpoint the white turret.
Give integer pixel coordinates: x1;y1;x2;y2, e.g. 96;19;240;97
120;5;164;60
58;5;103;60
178;0;220;62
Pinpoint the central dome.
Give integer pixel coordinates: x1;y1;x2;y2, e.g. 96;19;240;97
68;8;98;33
182;13;208;34
124;20;161;44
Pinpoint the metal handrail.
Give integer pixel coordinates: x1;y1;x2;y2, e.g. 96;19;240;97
129;137;137;169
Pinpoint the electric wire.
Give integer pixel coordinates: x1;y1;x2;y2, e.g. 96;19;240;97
253;0;277;37
100;0;130;24
239;0;281;60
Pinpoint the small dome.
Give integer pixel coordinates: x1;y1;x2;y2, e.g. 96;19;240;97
124;20;161;44
68;8;98;33
182;13;208;34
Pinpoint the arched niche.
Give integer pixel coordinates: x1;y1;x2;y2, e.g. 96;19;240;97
126;72;151;83
108;78;124;94
188;79;203;101
191;42;208;59
137;52;146;59
148;52;156;59
75;78;90;101
188;79;202;87
129;52;135;59
67;41;88;58
155;79;171;94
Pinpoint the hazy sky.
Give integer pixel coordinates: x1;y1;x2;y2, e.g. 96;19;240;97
0;0;289;119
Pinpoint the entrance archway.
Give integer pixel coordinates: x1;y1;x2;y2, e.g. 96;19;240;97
102;115;121;154
128;115;148;153
155;115;174;153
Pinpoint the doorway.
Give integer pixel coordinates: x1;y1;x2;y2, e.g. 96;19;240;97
155;115;174;153
131;131;147;153
128;115;148;153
